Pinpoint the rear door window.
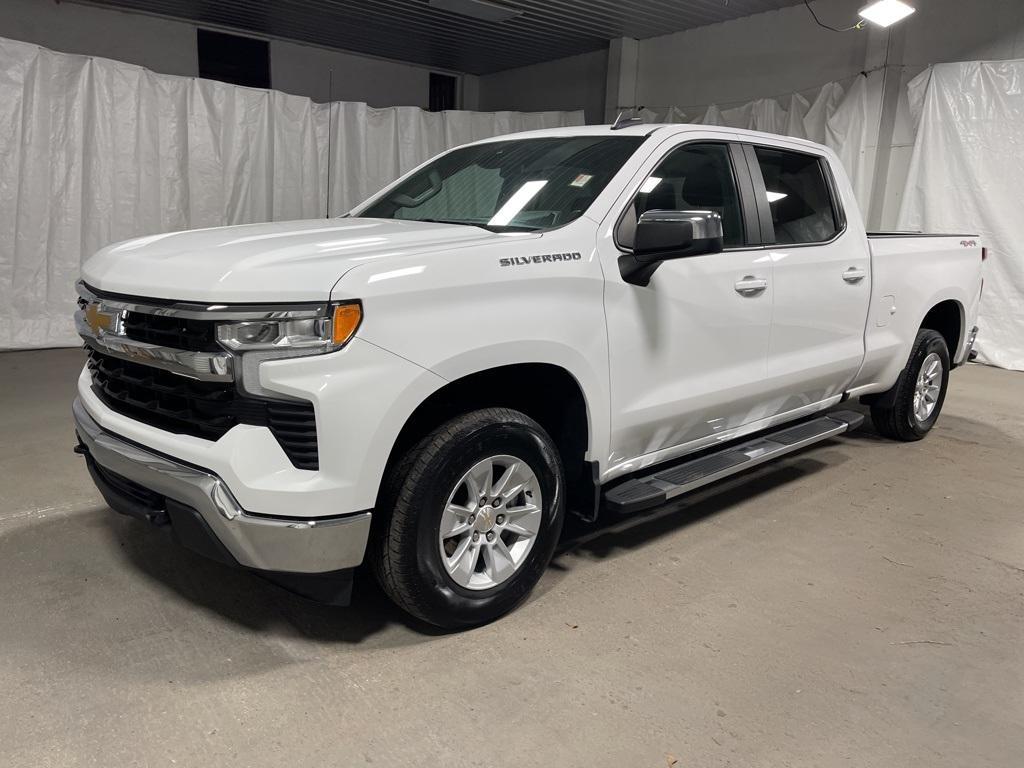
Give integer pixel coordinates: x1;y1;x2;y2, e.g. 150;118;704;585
752;147;839;245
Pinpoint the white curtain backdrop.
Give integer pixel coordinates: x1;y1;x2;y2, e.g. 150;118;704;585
638;73;883;213
898;61;1024;371
0;37;583;350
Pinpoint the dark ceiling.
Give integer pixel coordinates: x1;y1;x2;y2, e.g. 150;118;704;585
74;0;808;74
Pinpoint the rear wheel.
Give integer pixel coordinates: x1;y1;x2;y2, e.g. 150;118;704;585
371;408;564;629
869;328;950;441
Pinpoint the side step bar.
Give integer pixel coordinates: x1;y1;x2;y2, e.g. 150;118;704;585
603;411;865;514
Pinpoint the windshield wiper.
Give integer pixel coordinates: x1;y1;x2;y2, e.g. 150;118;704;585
417;218;484;228
416;218;539;233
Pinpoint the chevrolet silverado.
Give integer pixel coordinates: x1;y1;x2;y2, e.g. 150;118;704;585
73;124;983;628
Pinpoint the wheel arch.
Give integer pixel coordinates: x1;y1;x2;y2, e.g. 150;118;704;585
919;298;964;361
377;362;596;516
862;297;965;409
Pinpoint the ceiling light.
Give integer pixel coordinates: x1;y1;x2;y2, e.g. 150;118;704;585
858;0;915;27
766;191;788;203
428;0;524;22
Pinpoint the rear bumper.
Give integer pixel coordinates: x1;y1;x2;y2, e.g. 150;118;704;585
73;397;371;576
965;325;979;363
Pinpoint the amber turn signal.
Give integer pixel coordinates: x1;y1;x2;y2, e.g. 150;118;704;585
331;303;363;346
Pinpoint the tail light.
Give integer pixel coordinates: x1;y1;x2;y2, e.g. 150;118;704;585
981;247;988;261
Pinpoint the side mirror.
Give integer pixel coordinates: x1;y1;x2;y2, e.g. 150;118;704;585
619;210;725;286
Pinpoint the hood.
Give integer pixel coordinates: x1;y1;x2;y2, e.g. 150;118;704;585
82;217;502;303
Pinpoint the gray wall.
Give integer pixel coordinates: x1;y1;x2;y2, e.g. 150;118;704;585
0;0;450;108
901;0;1024;66
1;0;198;77
477;49;608;124
636;0;870;115
270;39;437;108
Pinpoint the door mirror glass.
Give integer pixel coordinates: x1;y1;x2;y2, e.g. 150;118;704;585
634;210;724;263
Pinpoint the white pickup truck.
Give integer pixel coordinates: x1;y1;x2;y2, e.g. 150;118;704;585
73;124;982;628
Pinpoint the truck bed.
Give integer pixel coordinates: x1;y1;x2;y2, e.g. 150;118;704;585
849;234;983;397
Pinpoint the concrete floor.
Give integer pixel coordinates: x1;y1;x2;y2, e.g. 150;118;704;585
1;349;1022;768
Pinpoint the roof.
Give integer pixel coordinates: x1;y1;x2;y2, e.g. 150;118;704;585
472;124;829;153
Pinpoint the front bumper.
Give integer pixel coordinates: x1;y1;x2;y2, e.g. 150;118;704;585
74;398;371;575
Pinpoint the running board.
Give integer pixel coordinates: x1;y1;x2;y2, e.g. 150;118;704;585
603;411;864;514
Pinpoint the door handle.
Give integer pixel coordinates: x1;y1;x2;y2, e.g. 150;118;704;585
734;276;768;296
843;267;867;283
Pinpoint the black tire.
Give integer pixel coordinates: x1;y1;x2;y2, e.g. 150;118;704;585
869;328;951;441
371;408;565;629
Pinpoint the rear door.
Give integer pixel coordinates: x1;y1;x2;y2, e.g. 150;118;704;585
744;143;871;409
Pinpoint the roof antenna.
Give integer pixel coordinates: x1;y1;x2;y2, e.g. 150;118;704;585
611;110;643;130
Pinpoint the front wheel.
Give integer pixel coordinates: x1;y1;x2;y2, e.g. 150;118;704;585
371;408;565;629
869;328;951;441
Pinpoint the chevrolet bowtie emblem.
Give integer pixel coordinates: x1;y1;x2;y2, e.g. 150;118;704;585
85;302;120;335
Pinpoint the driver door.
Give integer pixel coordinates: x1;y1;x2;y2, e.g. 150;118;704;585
599;139;776;475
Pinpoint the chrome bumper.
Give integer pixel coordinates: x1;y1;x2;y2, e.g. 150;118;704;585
73;398;370;574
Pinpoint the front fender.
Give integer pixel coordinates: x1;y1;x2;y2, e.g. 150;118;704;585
333;235;613;472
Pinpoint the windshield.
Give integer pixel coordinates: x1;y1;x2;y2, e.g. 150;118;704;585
359;136;645;232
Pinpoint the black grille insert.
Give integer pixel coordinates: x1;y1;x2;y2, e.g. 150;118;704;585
123;311;221;352
86;348;319;470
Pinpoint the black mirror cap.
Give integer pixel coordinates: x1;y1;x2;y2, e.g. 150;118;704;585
620;210;725;286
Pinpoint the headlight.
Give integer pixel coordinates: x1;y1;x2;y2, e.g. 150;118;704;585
216;302;362;353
